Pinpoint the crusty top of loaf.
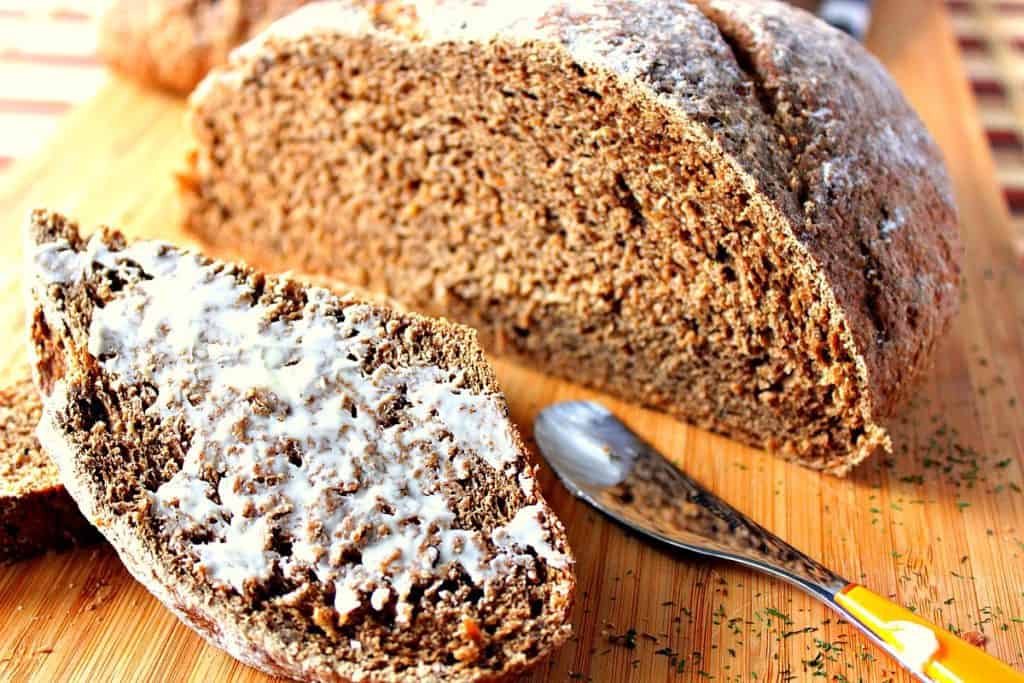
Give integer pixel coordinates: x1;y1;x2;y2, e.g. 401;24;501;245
215;0;960;421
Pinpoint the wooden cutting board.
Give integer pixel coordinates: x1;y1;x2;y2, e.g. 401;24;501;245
1;2;1022;681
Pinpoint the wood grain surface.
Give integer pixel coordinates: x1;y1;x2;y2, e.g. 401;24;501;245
1;1;1023;681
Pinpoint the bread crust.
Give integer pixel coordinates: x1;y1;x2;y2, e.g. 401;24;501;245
26;209;575;682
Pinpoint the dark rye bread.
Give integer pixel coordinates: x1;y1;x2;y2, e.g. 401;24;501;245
0;375;98;561
180;0;962;476
26;209;574;682
98;0;311;94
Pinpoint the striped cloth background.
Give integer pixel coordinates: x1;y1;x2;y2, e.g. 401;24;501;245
949;0;1024;234
0;1;107;174
0;0;1022;233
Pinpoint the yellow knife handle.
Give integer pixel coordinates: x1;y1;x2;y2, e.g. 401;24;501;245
835;584;1024;682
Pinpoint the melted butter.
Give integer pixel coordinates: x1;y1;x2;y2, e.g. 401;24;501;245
32;234;570;626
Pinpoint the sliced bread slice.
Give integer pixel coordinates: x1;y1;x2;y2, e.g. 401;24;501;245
26;209;574;681
181;0;962;475
0;375;98;561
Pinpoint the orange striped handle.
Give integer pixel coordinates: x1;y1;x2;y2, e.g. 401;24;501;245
835;584;1024;682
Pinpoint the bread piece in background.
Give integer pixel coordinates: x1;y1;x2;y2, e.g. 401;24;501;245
0;375;98;562
98;0;310;94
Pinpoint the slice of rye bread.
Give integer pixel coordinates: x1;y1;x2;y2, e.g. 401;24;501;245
0;375;98;562
25;208;574;682
180;0;963;476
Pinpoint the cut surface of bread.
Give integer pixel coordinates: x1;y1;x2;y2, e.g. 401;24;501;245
26;209;574;682
0;375;98;562
182;0;962;475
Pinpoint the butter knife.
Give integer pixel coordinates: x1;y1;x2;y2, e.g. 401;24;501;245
534;401;1022;682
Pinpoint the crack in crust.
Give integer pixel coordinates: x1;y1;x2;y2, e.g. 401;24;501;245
690;0;778;118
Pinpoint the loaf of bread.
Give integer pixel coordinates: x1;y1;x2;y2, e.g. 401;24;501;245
180;0;962;475
98;0;311;94
0;375;98;562
26;209;574;681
